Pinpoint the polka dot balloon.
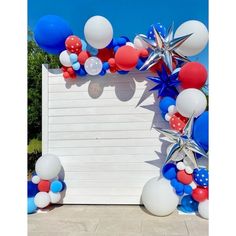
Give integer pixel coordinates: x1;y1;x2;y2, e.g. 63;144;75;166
193;168;208;187
65;35;82;54
147;23;167;40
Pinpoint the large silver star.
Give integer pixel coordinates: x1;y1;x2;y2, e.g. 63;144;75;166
155;114;208;168
138;23;192;72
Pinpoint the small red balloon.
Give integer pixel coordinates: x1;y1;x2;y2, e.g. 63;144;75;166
78;51;90;65
179;62;207;89
169;112;188;132
177;170;193;185
38;180;50;192
149;59;176;74
139;48;149;58
115;45;139;71
65;35;82;54
108;58;116;67
63;71;70;79
97;48;114;62
192;187;208;202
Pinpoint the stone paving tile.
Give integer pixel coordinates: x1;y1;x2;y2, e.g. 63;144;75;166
185;220;208;236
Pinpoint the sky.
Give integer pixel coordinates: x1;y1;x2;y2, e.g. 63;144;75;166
28;0;208;67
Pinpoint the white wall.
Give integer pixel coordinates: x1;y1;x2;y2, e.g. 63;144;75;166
42;64;168;204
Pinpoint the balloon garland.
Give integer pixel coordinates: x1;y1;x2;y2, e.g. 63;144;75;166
32;15;209;219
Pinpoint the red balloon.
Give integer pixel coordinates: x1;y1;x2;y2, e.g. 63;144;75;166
78;51;90;65
108;58;116;67
115;45;139;71
149;59;176;74
192;187;208;202
65;35;82;54
38;180;50;192
63;71;70;79
97;48;114;62
179;62;207;89
169;112;188;132
177;170;193;185
139;48;149;58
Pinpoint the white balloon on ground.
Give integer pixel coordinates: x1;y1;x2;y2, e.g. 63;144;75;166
35;154;62;180
176;88;207;118
34;192;50;208
174;20;208;56
31;175;40;184
84;57;103;75
134;35;148;49
198;199;209;219
49;191;61;203
59;50;72;67
142;177;179;216
84;16;113;49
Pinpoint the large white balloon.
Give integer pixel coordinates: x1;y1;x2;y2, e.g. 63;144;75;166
142;177;179;216
59;50;72;67
35;154;62;180
174;20;208;56
84;16;113;49
84;57;103;75
34;192;50;208
49;191;61;204
198;199;209;219
133;35;148;49
176;88;207;118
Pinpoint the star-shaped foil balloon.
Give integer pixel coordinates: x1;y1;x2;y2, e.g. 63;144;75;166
138;23;192;72
155;114;208;168
147;65;180;97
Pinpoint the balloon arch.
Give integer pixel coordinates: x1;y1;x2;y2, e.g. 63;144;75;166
28;15;209;219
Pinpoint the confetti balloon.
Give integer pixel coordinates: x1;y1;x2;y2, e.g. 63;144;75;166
147;22;166;40
169;112;188;132
193;168;208;187
84;57;103;75
34;192;50;209
84;16;113;49
65;35;82;54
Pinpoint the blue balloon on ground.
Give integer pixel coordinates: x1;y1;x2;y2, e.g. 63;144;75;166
76;66;87;76
159;97;176;113
99;69;106;76
28;181;39;198
28;197;37;214
180;195;198;213
34;15;73;54
193;111;208;151
147;23;167;40
162;163;177;180
50;180;63;193
193;168;208;187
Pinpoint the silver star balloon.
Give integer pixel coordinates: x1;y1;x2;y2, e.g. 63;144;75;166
155;114;208;168
138;23;192;72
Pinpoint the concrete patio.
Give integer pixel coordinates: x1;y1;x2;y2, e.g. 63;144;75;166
28;205;208;236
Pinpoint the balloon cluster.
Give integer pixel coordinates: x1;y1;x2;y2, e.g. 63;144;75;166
27;154;65;214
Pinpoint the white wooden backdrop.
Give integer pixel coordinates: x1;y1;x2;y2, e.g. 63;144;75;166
42;64;168;204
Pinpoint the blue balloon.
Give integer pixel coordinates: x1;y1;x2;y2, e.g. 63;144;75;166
117;70;129;74
136;59;146;71
180;195;198;213
120;36;130;42
72;62;81;71
116;37;127;46
176;190;184;196
193;168;208;187
106;39;115;49
86;44;98;56
147;23;167;40
193;111;208;151
159;97;176;113
114;46;120;53
28;181;39;198
28;197;37;214
34;15;73;54
184;185;193;195
76;66;87;77
81;39;87;50
50;180;63;193
162;163;177;180
103;62;110;71
70;53;78;64
161;111;167;120
99;69;106;76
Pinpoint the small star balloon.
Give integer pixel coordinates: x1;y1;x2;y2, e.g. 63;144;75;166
147;65;180;97
138;23;192;72
155;114;208;168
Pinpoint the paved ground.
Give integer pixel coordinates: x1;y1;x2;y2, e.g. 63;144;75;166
28;205;208;236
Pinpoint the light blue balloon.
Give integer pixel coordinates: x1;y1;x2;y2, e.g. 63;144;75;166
86;44;98;56
28;197;37;214
70;53;78;64
81;39;87;50
72;62;81;71
50;180;63;193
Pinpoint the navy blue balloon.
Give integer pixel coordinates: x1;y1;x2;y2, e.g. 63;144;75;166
114;46;120;53
99;69;106;76
161;111;167;120
120;36;131;42
184;185;193;194
176;190;184;196
28;197;37;214
159;97;176;113
193;168;209;187
180;195;199;213
103;62;110;71
162;163;177;180
136;59;146;71
147;23;167;40
76;66;87;77
116;37;127;46
28;181;39;198
34;15;73;55
117;70;129;74
193;111;208;151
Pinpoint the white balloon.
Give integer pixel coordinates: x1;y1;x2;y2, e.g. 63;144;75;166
31;175;40;184
49;191;61;204
142;177;179;216
84;16;113;49
174;20;208;56
198;199;209;219
34;192;50;208
59;50;72;67
35;154;61;180
133;35;148;49
176;89;207;118
126;42;135;48
84;57;103;75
